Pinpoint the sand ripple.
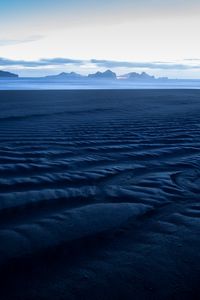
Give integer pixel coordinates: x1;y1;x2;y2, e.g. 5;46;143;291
0;90;200;299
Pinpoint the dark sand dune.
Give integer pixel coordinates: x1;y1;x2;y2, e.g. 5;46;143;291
0;90;200;299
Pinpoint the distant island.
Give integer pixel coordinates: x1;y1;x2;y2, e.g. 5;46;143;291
1;68;199;84
120;72;155;81
42;70;168;81
1;69;199;86
0;69;200;90
0;70;19;78
88;70;117;80
0;69;180;83
45;72;83;80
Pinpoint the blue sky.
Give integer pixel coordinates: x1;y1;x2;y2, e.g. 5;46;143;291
0;0;200;78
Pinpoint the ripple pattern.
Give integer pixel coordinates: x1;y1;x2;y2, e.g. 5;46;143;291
0;90;200;300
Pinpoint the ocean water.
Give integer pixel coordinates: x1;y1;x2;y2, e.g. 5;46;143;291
0;90;200;299
0;78;200;90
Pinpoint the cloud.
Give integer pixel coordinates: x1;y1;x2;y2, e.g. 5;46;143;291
184;58;200;62
0;35;43;47
0;57;200;71
40;58;83;65
91;59;200;70
0;57;84;67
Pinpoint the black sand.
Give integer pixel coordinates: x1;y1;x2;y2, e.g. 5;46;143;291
0;90;200;299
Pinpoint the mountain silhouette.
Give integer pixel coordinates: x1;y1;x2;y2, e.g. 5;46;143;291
88;70;117;80
122;72;155;80
45;72;83;79
0;70;18;78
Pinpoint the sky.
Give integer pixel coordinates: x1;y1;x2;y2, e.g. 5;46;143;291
0;0;200;78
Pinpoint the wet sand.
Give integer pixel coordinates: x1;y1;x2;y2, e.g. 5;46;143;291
0;90;200;299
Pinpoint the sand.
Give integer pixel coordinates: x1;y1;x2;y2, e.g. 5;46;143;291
0;90;200;299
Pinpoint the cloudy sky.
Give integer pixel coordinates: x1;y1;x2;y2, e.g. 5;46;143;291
0;0;200;78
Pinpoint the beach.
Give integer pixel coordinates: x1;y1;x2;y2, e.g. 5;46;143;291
0;90;200;299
